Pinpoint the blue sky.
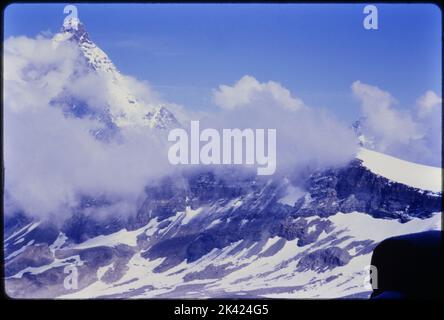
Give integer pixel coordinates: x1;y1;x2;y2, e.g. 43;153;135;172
4;3;442;123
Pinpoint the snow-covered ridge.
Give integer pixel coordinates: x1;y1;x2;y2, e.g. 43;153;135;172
62;17;81;31
357;148;442;193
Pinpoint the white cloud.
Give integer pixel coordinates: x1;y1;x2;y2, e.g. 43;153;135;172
417;90;442;117
213;75;306;111
351;80;395;111
207;75;358;175
4;36;173;219
3;35;378;221
352;80;419;150
352;81;441;167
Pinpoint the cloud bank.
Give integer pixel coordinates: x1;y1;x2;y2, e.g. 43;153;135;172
210;76;358;175
4;36;173;220
9;33;438;222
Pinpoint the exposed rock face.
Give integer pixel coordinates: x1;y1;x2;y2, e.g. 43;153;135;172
296;159;441;220
4;158;442;298
133;160;440;267
5;244;54;277
297;247;352;272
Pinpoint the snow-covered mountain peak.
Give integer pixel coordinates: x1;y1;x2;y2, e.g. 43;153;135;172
145;106;180;129
54;17;90;46
61;17;85;37
62;16;81;30
52;18;179;130
54;18;118;75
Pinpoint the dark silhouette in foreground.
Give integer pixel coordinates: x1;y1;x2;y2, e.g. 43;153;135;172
370;230;443;299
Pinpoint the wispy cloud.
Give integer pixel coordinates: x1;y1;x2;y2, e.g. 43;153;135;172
352;80;441;166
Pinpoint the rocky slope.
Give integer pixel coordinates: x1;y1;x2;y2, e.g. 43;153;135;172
4;149;441;298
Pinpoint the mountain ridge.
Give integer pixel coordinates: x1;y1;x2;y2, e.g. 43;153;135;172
4;149;441;298
3;18;442;299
